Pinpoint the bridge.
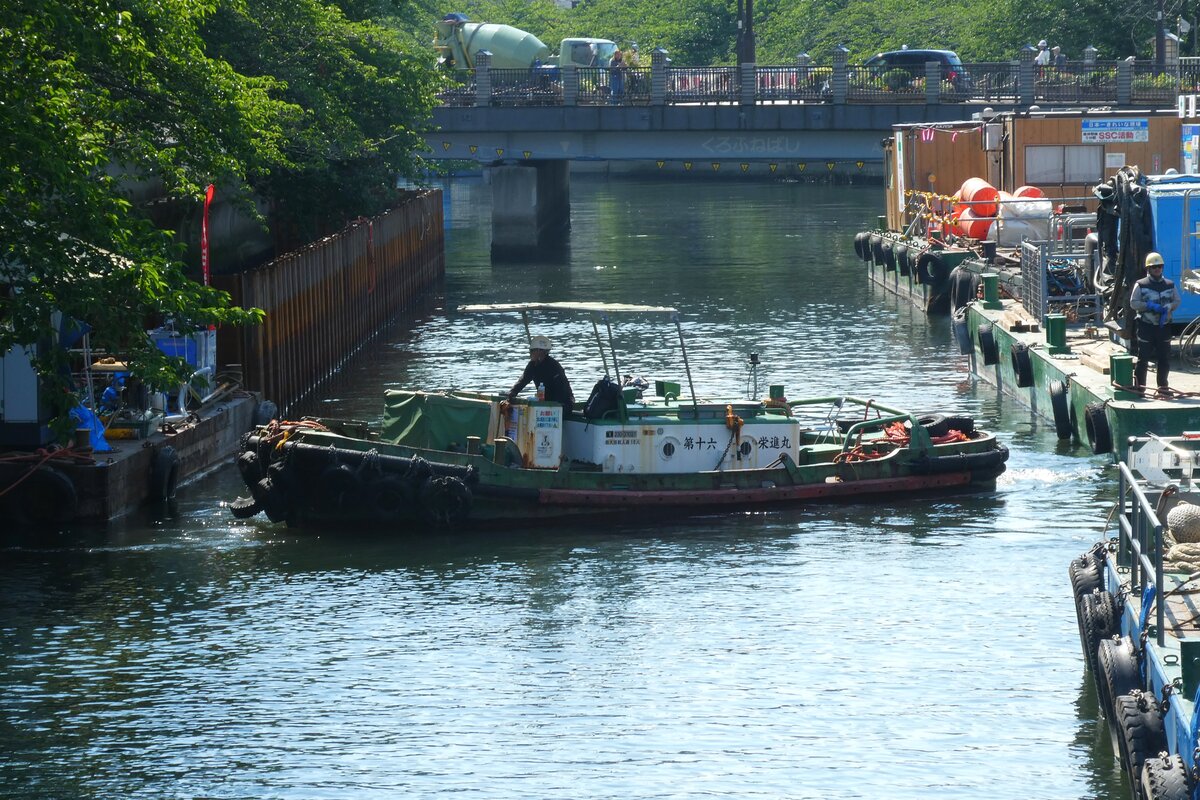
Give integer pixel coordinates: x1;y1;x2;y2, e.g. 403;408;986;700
426;48;1195;255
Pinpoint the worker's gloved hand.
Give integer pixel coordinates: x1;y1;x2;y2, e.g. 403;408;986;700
1147;301;1165;314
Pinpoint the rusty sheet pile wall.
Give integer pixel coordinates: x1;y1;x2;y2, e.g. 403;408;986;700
219;190;444;416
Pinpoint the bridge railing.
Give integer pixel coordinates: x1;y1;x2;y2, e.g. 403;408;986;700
442;57;1195;109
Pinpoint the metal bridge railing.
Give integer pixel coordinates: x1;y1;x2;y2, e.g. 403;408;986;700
665;67;738;104
1034;63;1118;104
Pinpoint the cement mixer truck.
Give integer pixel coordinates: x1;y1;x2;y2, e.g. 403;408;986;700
434;13;617;71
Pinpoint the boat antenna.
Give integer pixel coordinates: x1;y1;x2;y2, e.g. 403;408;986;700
601;312;621;380
520;310;532;347
747;352;760;399
590;316;610;375
672;311;699;418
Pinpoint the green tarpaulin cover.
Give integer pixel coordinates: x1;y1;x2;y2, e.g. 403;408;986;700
381;391;494;451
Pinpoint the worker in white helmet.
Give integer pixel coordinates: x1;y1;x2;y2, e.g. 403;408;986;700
506;334;575;409
1035;40;1050;66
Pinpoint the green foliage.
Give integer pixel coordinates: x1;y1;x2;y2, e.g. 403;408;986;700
0;0;441;439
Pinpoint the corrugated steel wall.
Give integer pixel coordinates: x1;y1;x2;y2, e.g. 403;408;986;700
215;190;444;416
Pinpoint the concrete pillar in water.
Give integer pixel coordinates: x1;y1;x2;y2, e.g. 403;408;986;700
489;160;570;258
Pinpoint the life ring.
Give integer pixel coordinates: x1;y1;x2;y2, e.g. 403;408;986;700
977;324;999;365
1140;753;1192;800
916;251;947;285
1009;343;1034;387
1084;402;1113;455
150;445;180;501
894;242;910;276
1048;379;1073;440
14;466;78;525
419;475;473;528
367;475;417;519
1097;637;1140;729
314;464;361;514
881;239;896;271
1114;690;1167;786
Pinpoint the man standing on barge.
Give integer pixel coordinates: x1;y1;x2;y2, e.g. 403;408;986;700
1130;251;1182;394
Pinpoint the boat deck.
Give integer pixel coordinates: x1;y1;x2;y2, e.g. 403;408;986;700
983;298;1200;413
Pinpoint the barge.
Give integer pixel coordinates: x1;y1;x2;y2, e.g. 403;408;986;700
226;302;1009;529
853;108;1200;455
1070;434;1200;799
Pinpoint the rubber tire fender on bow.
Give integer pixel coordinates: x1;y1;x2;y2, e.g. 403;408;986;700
853;232;868;260
1097;636;1140;727
367;475;417;520
869;233;885;265
881;239;896;271
314;464;361;515
894;242;910;275
1010;343;1034;388
1084;402;1113;455
1048;379;1073;440
420;475;473;528
977;324;999;365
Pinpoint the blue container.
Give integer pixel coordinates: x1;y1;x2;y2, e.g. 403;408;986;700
1143;173;1200;323
153;333;199;366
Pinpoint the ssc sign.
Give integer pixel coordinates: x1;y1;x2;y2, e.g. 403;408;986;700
1082;119;1149;143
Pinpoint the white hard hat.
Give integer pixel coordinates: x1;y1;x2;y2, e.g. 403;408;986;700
1038;39;1048;47
529;334;552;351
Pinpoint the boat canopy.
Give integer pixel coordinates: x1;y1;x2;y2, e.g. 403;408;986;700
459;302;677;315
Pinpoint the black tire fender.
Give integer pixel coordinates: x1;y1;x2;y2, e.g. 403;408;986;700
869;233;884;264
150;446;180;502
894;242;910;275
250;476;289;523
1048;379;1073;440
1079;590;1120;677
916;251;947;285
1114;690;1167;784
1140;753;1193;800
952;310;972;355
420;475;473;528
914;413;951;437
977;324;999;366
14;466;78;525
236;450;263;491
944;415;975;435
881;239;896;271
1010;342;1034;388
314;464;361;514
1084;402;1113;455
229;496;262;519
1069;556;1103;598
1097;636;1141;727
853;232;869;260
368;475;417;519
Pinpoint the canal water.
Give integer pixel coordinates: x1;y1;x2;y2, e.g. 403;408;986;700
2;177;1126;799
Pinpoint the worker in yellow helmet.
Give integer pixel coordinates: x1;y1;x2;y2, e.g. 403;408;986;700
1129;251;1181;395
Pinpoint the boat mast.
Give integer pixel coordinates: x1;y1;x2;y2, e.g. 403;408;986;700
520;310;532;347
601;312;620;380
673;312;699;417
590;317;611;376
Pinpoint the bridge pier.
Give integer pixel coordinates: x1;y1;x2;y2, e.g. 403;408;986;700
488;160;570;258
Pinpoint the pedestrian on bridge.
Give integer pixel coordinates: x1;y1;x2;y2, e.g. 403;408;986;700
609;48;625;104
1035;40;1050;66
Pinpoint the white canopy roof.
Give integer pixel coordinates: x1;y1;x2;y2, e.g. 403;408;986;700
459;302;677;315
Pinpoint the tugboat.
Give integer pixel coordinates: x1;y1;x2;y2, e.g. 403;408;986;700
1069;434;1200;799
227;302;1009;529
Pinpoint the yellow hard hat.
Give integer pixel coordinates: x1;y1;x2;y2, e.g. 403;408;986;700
1146;252;1164;267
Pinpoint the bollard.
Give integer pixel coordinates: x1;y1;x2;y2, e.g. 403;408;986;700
1045;314;1069;354
466;435;481;455
493;437;511;464
1110;354;1136;398
981;273;1003;309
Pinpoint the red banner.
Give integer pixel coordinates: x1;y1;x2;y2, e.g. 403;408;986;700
201;183;215;286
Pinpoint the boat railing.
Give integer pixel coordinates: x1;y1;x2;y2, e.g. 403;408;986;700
1117;457;1168;647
